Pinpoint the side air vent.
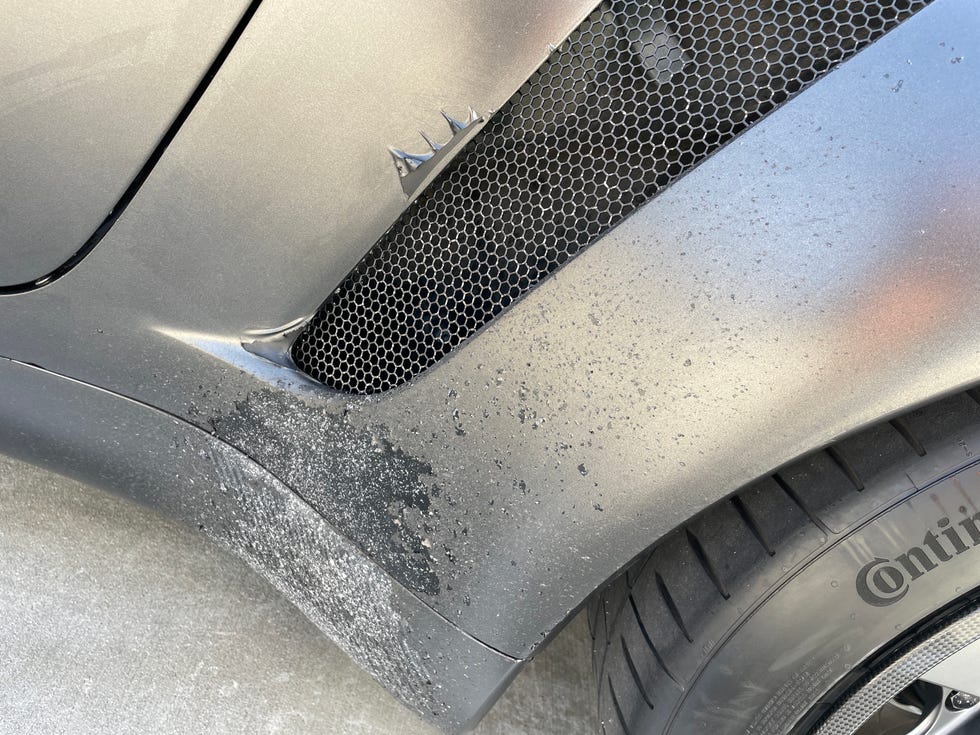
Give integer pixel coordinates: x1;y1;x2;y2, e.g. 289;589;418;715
292;0;929;394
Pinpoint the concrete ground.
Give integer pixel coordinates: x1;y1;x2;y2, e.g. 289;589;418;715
0;455;597;734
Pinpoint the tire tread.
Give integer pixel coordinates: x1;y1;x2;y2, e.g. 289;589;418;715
592;391;980;734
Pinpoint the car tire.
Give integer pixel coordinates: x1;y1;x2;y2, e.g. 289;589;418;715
590;390;980;734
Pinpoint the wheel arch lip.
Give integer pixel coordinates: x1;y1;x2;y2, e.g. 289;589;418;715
0;0;977;729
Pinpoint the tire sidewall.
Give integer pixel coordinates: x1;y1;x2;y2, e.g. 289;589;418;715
666;460;980;734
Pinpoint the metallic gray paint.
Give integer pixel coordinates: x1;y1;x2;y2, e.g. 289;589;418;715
0;357;519;731
0;1;250;285
0;0;976;729
5;0;598;329
218;0;980;656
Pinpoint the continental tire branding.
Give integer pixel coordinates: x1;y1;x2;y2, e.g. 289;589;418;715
856;513;980;607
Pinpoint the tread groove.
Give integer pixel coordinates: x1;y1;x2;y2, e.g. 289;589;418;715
825;446;865;491
772;472;832;535
628;550;654;589
628;594;681;687
730;495;776;556
608;676;632;735
589;596;599;638
621;635;655;709
967;388;980;407
655;571;694;643
603;597;611;646
890;417;927;457
686;528;731;599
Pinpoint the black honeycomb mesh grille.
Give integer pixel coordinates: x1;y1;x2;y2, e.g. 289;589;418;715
293;0;929;394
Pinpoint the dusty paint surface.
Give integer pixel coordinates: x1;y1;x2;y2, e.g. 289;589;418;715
0;359;517;732
203;13;980;659
0;3;974;726
213;390;444;597
0;453;596;734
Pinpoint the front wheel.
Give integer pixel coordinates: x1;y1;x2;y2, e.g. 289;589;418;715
591;391;980;735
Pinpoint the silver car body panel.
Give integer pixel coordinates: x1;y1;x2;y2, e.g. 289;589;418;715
0;356;520;731
0;0;977;730
0;0;251;285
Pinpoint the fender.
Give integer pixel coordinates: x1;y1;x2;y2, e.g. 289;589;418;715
0;0;977;731
0;357;519;731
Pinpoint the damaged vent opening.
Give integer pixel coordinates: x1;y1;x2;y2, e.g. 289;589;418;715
292;0;930;394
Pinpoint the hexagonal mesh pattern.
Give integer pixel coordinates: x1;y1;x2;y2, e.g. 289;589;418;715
293;0;929;394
